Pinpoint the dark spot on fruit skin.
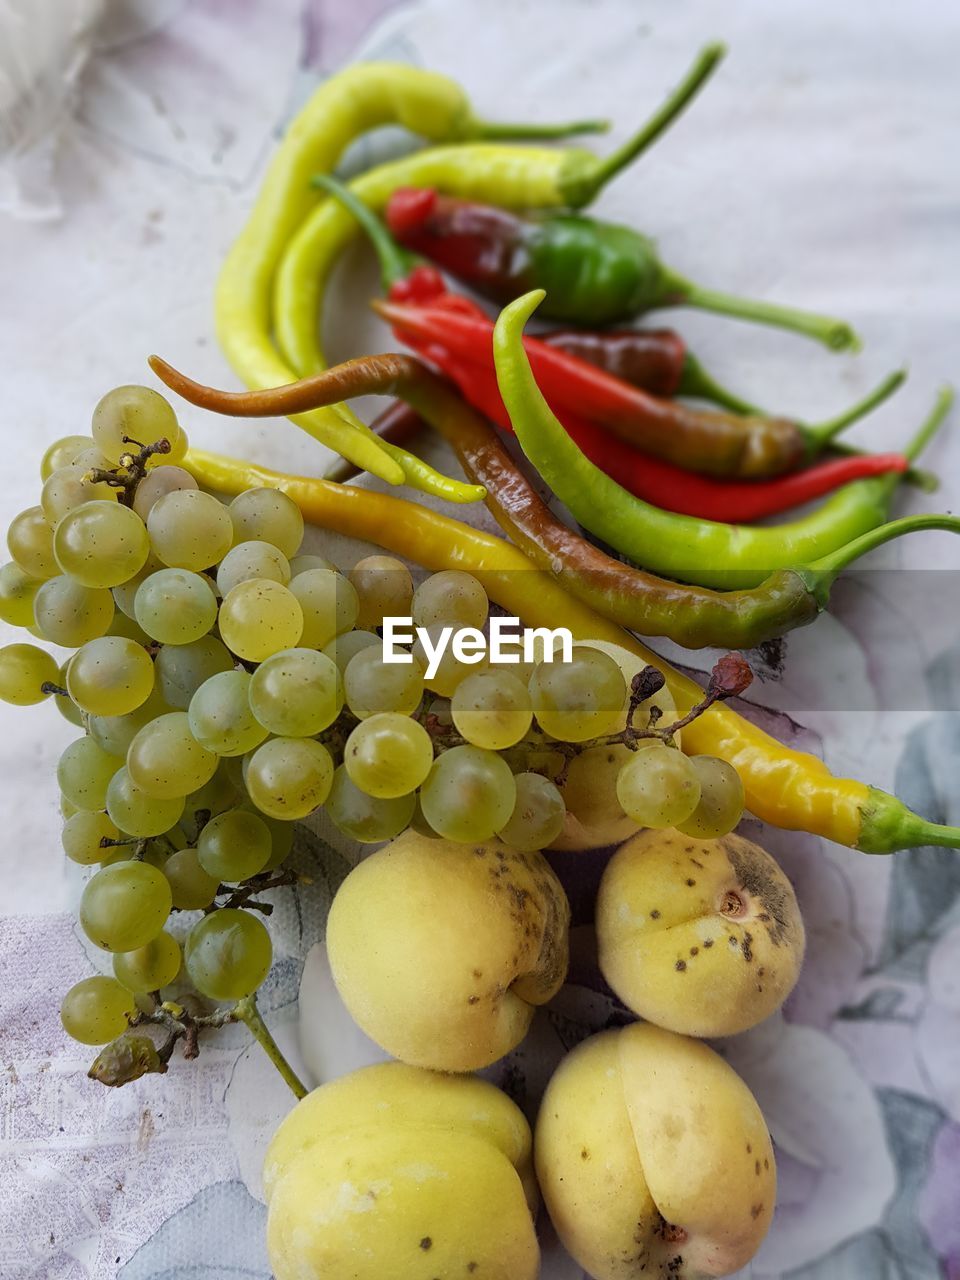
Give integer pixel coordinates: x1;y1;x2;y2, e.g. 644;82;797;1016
741;931;754;963
581;1148;590;1160
721;835;797;947
675;960;686;972
751;1203;763;1220
689;946;699;956
703;938;714;948
764;1158;769;1170
685;878;696;887
467;995;479;1005
746;1144;752;1154
420;1237;432;1250
467;1266;478;1274
474;848;486;858
755;1160;761;1175
650;909;661;919
473;969;482;979
728;936;739;948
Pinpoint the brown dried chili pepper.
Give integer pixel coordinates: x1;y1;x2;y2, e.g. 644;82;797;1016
148;350;944;652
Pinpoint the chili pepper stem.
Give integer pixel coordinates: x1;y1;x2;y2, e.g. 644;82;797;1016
804;367;908;448
470;116;610;140
827;441;938;493
800;511;960;608
313;173;416;291
868;384;955;501
657;267;862;352
567;42;727;204
233;994;308;1100
859;788;960;854
677;353;761;415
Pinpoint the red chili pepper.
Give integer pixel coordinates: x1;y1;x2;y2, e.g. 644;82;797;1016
401;332;907;523
374;295;904;481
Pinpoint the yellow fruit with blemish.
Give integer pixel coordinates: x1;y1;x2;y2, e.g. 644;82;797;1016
265;1061;539;1280
596;828;805;1036
326;830;570;1070
535;1023;776;1279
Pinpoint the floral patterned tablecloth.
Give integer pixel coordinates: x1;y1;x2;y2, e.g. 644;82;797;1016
2;1;959;1277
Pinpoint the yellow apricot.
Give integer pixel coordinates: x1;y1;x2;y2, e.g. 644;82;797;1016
596;828;805;1036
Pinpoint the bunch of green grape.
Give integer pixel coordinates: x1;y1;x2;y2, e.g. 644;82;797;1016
0;383;745;1056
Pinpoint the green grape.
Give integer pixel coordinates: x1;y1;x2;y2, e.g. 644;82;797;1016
0;642;59;705
488;654;538;685
111;553;164;618
419;744;516;843
248;648;343;736
675;756;745;840
185;908;272;1001
54;662;86;726
133;568;217;644
132;465;198;521
216;540;290;597
60;794;79;819
288;568;358;649
343;714;434;799
71;445;113;472
87;687;169;757
188;669;268;756
322;629;379;673
163;427;189;466
342;645;423;719
289;553;335;576
325;765;416;843
60;975;136;1044
41;434;93;480
53;500;150;589
451;670;532;749
67;636;154;716
163;847;220;910
147;489;233;571
409;795;440;839
41;465;117;524
0;561;42;627
112;930;181;993
61;810;121;865
245;737;334;820
106;611;152;643
563;743;631;829
8;506;57;579
127;712;218;798
106;766;185;838
615;743;702;829
260;814;295;870
529;647;626;742
79;860;172;951
219;579;303;662
229;487;303;558
197;809;271;882
92;384;182;462
412;624;485;697
57;737;120;809
155;635;233;709
348;555;414;630
33;575;114;646
496;772;566;851
182;763;240;826
411;569;488;629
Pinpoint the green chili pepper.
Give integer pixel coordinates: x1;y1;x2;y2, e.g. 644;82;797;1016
392;193;860;350
493;291;954;589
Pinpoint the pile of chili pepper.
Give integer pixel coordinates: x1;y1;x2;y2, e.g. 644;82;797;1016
195;50;960;858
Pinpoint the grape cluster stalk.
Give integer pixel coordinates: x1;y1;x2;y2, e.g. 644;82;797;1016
0;384;748;1091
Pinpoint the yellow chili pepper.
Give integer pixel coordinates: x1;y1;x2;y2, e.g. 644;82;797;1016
185;447;957;855
217;61;607;495
270;47;725;380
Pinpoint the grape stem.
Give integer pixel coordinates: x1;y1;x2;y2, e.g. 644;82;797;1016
234;994;308;1100
40;681;69;698
129;998;239;1065
88;436;172;507
208;869;300;917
